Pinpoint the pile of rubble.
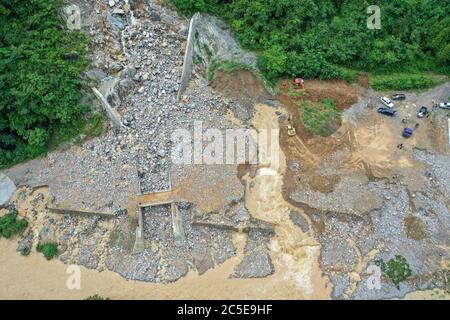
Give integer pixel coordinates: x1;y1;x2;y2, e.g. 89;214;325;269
2;0;277;283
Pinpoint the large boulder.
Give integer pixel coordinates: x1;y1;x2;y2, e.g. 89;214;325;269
192;14;258;72
0;173;16;207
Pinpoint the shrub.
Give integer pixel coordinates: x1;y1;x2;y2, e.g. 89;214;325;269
20;247;31;256
257;45;288;84
370;74;440;91
170;0;220;16
0;211;28;239
36;242;58;260
376;255;413;289
83;112;103;138
207;59;256;81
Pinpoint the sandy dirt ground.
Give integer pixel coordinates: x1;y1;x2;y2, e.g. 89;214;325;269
211;70;273;108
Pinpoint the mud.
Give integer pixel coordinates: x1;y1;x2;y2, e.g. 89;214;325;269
211;70;273;111
242;104;332;298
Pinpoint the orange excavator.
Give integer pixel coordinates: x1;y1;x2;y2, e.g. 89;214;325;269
294;78;305;90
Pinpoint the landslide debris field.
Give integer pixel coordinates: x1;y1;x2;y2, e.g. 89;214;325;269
1;0;450;300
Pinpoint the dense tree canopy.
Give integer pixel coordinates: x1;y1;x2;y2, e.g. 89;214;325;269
0;0;89;168
172;0;450;82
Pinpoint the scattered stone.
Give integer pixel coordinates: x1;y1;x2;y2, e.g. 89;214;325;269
149;10;161;22
85;68;107;82
178;25;189;37
91;87;125;130
113;8;125;15
17;231;33;254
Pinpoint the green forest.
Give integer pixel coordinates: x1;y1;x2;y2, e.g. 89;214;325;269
171;0;449;83
0;0;90;168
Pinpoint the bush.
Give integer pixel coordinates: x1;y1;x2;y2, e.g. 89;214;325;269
257;45;288;84
82;112;103;138
208;59;256;81
299;98;342;137
0;211;28;239
376;255;413;289
36;242;58;260
0;0;90;169
370;74;440;91
20;247;31;256
169;0;449;82
170;0;220;16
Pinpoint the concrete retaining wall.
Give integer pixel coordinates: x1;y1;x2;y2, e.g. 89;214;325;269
192;221;275;234
47;206;116;218
176;13;199;101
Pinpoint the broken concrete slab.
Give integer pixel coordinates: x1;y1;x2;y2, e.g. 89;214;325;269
193;250;214;276
99;77;121;107
231;249;274;279
171;204;186;247
91;87;126;130
132;226;145;254
0;173;16;207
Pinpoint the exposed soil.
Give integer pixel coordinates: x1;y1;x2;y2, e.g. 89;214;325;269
357;75;370;88
278;79;358;111
307;175;341;194
211;70;273;108
405;215;428;241
277;79;450;299
276;78;359;168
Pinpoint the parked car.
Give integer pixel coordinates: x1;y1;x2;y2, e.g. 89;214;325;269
440;102;450;109
417;106;428;118
381;96;394;108
377;107;396;116
391;93;406;100
403;128;414;138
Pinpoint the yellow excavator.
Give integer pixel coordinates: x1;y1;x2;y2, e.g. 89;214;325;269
287;114;296;137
